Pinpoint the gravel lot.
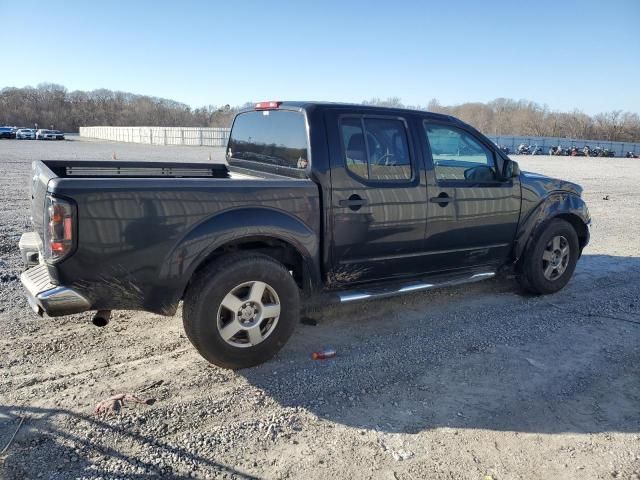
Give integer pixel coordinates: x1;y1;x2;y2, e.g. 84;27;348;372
1;138;639;480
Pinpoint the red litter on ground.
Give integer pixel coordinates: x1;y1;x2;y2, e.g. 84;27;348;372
311;348;336;360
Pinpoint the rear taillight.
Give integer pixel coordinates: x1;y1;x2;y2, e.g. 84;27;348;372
44;194;76;261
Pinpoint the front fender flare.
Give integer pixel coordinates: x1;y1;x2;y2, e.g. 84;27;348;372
514;192;590;262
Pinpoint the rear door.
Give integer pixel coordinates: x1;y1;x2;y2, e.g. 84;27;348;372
420;120;521;271
326;110;428;284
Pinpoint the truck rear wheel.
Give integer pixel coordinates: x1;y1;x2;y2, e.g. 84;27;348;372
183;252;300;369
518;219;579;295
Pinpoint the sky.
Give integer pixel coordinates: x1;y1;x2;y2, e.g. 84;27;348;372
1;0;639;115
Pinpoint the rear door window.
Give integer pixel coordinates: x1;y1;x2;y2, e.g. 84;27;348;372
339;116;412;181
227;110;309;170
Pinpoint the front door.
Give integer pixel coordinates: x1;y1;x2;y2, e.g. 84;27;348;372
327;111;428;285
420;120;521;272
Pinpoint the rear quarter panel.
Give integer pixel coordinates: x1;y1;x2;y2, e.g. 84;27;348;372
47;177;320;314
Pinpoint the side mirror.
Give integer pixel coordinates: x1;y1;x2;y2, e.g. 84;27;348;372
503;159;520;178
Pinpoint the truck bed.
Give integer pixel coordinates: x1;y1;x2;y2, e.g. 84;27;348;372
28;159;321;315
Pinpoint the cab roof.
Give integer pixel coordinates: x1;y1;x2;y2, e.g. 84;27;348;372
245;101;458;123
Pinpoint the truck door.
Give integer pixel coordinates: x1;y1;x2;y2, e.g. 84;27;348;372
420;120;521;271
326;111;428;284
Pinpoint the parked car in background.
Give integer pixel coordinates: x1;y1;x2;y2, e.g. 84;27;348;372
36;129;65;140
0;127;17;139
16;128;36;140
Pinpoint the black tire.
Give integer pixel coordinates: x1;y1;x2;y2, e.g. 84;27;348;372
518;219;579;295
183;252;300;369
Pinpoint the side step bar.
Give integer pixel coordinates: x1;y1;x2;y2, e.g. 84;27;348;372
337;272;496;303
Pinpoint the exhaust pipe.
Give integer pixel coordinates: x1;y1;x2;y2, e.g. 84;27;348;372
92;310;111;327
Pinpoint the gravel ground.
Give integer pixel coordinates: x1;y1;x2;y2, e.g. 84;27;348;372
0;139;639;480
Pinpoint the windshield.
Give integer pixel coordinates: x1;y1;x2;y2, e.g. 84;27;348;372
227;110;309;170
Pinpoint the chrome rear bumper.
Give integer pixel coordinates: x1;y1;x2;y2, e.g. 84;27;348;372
19;233;91;317
20;264;91;317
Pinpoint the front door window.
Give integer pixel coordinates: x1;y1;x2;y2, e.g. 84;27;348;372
424;124;497;183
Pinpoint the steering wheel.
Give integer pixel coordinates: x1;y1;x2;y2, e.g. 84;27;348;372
374;149;396;166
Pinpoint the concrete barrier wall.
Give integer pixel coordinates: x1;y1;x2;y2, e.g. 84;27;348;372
80;126;231;147
80;126;640;157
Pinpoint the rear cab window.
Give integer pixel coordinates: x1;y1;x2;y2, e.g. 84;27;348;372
227;109;310;176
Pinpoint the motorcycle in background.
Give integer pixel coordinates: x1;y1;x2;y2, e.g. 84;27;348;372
530;145;543;155
570;146;586;156
591;146;616;157
549;145;568;156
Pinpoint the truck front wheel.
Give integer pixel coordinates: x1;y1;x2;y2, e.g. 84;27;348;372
183;252;300;369
518;219;579;295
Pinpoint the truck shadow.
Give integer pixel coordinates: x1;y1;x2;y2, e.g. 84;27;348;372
240;254;640;435
0;405;259;480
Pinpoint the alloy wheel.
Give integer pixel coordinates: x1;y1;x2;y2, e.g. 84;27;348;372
216;281;281;348
542;235;570;281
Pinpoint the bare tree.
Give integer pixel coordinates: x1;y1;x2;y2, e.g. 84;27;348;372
360;97;640;142
1;84;639;141
0;84;247;131
362;97;404;108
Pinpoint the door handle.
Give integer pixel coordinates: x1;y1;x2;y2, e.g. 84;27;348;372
339;194;368;211
429;192;452;206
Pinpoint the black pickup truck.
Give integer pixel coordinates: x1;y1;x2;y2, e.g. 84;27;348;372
19;101;590;368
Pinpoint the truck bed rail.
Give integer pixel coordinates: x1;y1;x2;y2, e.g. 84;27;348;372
43;160;230;178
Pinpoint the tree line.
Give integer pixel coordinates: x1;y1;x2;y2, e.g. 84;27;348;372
0;83;245;132
364;97;640;143
1;84;639;142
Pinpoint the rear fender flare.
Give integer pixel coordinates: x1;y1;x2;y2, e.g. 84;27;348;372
158;207;320;291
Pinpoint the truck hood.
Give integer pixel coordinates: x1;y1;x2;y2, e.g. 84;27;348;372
520;170;583;197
